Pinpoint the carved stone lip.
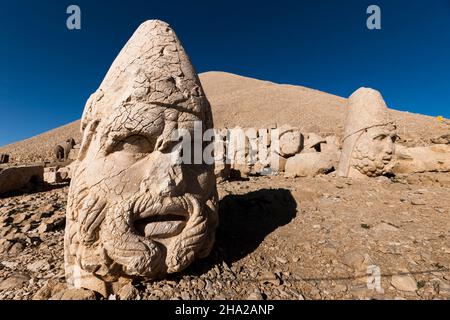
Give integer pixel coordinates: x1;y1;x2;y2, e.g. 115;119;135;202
142;218;187;239
134;197;190;239
135;197;190;219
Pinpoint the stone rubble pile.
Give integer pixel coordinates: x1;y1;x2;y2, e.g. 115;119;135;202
213;126;341;180
0;166;44;196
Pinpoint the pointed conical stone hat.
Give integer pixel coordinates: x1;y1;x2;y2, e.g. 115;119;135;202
82;20;213;133
337;87;393;177
78;19;213;159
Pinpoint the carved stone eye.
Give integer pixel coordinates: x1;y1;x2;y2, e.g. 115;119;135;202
115;135;156;156
373;134;387;141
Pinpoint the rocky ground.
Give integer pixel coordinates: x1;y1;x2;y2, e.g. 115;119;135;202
0;173;449;300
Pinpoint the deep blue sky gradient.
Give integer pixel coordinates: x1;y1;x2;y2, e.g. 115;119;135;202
1;0;449;146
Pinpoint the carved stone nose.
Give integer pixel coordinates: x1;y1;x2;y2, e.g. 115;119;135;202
140;151;186;197
160;164;185;196
385;141;394;154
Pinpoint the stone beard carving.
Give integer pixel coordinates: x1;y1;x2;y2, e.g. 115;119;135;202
64;20;218;296
337;88;397;178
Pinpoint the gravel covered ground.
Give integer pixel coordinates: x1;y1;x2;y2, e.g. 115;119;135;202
1;173;449;300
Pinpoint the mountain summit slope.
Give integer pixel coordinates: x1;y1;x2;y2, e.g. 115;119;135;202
1;72;448;164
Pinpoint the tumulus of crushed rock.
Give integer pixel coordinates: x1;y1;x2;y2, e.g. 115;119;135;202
1;72;448;164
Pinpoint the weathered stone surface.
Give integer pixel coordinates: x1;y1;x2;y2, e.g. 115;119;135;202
27;259;51;273
393;144;450;174
13;212;29;224
117;283;139;300
51;288;97;300
431;134;450;145
213;130;231;182
251;161;268;176
303;133;326;153
68;144;81;161
0;239;13;254
57;167;70;181
0;275;30;291
279;129;303;157
256;129;271;165
65;162;78;180
322;135;341;153
337;88;397;178
0;154;9;164
228;127;251;168
0;165;44;195
8;242;24;255
391;275;418;292
341;251;366;270
247;290;264;300
54;138;76;162
33;279;67;300
44;167;69;184
269;152;287;173
285;151;339;177
65;20;218;297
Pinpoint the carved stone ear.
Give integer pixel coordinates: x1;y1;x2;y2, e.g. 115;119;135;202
81;89;104;131
77;120;99;161
78;89;105;161
156;121;179;153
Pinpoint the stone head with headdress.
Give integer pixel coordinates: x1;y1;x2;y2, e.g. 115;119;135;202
337;88;397;178
65;20;218;296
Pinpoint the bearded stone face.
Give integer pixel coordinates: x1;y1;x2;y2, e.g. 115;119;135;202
350;125;397;177
64;20;218;296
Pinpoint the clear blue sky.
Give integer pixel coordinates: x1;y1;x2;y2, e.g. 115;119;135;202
1;0;449;147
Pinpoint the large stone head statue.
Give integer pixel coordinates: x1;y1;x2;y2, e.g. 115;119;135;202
65;20;218;296
337;88;397;178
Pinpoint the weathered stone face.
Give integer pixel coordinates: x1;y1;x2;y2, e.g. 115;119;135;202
64;20;218;296
351;124;396;177
337;88;397;178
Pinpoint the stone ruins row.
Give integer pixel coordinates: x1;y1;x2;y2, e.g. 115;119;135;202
213;126;341;180
1;121;448;197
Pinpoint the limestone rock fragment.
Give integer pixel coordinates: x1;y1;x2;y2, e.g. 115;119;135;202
393;144;450;174
285;151;339;177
